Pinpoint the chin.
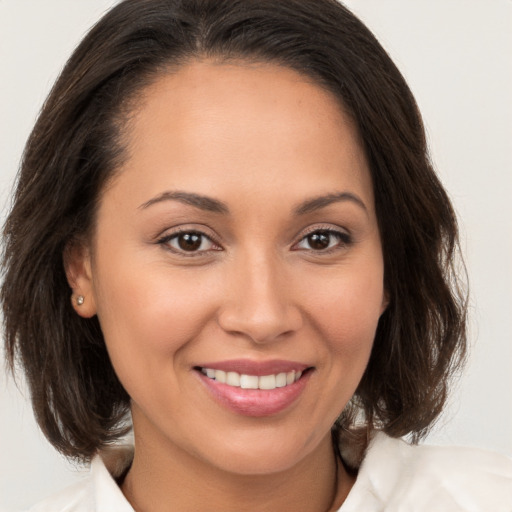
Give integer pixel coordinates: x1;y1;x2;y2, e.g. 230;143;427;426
187;426;330;476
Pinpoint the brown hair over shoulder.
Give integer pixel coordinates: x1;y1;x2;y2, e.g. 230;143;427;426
1;0;467;461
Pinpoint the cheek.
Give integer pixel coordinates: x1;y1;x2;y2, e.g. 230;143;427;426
92;255;220;377
300;259;384;389
309;267;384;341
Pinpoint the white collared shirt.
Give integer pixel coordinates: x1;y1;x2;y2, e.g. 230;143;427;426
28;433;512;511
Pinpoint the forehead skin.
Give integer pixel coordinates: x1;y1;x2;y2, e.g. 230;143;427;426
109;60;374;220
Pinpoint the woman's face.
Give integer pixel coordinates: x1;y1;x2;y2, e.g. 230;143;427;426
71;61;386;475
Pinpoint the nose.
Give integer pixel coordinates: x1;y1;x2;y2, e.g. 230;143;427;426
217;253;303;344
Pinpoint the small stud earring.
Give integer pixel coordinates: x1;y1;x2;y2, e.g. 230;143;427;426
76;295;85;306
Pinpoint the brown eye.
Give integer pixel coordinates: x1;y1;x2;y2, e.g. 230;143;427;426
177;232;202;251
307;231;331;250
294;229;351;252
160;231;218;254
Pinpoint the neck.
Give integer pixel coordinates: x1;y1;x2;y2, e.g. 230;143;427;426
121;426;354;512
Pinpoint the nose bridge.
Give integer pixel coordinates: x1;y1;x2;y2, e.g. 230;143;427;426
217;247;301;343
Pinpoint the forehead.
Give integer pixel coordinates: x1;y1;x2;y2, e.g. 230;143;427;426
108;60;373;212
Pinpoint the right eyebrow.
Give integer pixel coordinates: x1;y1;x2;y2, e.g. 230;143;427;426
138;190;230;214
293;192;368;217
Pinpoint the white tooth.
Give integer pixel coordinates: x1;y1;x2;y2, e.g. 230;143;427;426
286;371;295;385
215;370;226;383
275;373;287;388
258;374;276;390
206;368;215;378
240;374;259;389
226;371;241;387
295;371;302;381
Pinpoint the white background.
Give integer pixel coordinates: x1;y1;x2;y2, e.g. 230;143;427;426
1;1;511;510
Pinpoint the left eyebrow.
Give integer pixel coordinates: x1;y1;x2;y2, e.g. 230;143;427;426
293;192;368;216
138;190;229;214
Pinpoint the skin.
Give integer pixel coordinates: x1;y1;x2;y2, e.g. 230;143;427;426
67;60;387;511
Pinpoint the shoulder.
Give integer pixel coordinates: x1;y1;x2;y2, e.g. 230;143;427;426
27;478;93;512
27;446;134;512
341;432;512;511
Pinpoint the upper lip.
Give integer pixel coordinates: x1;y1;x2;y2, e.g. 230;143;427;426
195;359;310;376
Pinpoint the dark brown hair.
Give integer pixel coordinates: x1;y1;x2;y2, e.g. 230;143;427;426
2;0;467;461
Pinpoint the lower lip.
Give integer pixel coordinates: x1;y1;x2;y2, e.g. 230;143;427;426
197;370;311;417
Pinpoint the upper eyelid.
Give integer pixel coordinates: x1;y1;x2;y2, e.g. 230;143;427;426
156;224;220;242
294;224;350;240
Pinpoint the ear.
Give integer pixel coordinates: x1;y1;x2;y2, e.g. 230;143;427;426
63;241;97;318
380;289;390;315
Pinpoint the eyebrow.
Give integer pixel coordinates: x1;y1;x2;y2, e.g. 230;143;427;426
139;190;367;216
293;192;368;216
139;191;229;214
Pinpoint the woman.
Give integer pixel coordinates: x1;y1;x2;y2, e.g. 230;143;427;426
2;0;511;510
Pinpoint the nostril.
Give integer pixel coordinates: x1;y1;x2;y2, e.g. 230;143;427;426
217;301;303;345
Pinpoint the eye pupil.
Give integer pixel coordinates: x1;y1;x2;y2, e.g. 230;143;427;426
178;233;202;251
308;231;330;250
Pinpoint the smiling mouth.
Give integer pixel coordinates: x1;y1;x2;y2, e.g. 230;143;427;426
199;368;304;390
195;364;313;416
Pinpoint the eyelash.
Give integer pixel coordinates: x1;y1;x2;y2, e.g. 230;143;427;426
292;227;352;254
157;229;221;257
157;226;352;257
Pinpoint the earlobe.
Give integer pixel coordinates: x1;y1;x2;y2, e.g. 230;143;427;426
380;289;390;315
63;241;97;318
